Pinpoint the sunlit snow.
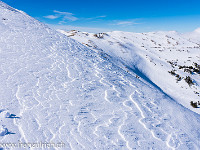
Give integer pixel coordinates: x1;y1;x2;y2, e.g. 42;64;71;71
0;1;200;150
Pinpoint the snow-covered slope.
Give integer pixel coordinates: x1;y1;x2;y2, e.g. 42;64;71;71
0;1;200;150
184;28;200;43
58;29;200;114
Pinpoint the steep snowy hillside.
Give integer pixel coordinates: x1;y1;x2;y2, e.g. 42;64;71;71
58;29;200;114
0;1;200;150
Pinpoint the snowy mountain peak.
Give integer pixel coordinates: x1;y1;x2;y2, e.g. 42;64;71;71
194;27;200;33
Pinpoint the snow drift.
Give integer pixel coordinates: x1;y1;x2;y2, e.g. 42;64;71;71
58;30;200;114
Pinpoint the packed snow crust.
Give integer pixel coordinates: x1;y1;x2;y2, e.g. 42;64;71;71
0;1;200;150
58;30;200;114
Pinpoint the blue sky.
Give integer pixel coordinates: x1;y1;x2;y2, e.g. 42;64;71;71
3;0;200;33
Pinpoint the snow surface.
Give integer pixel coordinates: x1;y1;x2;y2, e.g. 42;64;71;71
58;30;200;114
0;1;200;150
184;28;200;43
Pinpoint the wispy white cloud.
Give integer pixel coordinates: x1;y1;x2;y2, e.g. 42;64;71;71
98;15;107;18
44;10;107;24
44;10;78;22
116;21;134;25
111;19;141;26
44;15;59;19
53;10;78;21
86;15;107;20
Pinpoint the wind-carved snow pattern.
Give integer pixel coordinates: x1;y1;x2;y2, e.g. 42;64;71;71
0;1;200;150
58;30;200;114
